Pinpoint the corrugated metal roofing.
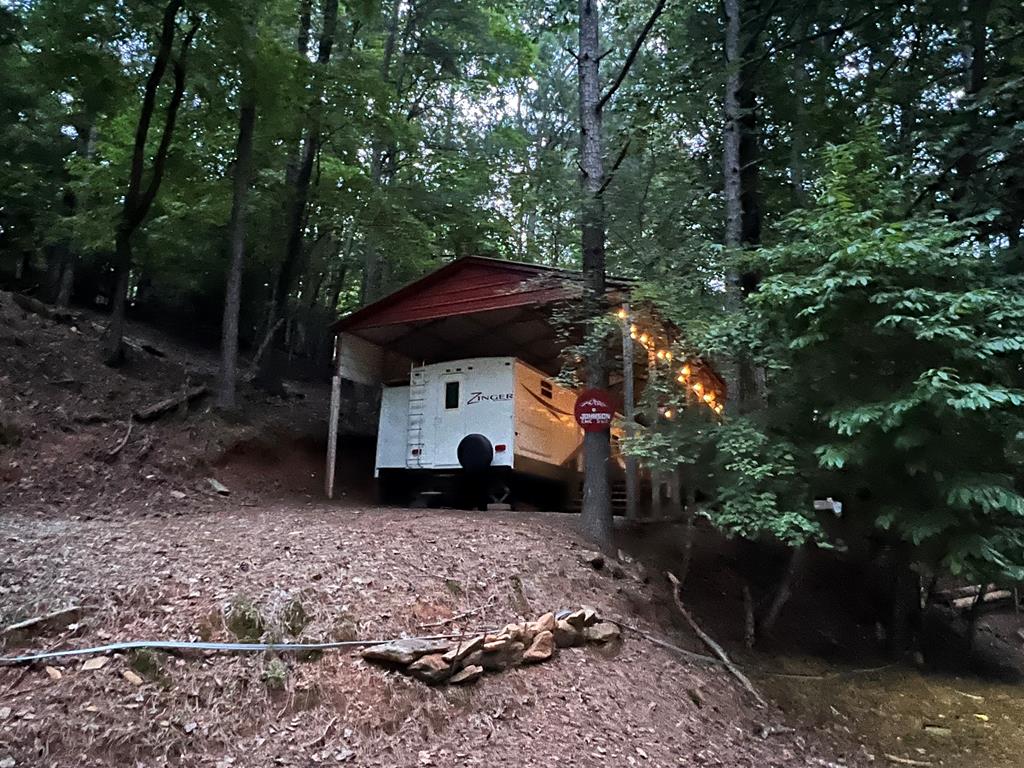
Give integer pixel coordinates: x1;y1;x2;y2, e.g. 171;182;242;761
334;256;610;332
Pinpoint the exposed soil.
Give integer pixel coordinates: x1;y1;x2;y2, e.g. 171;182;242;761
2;290;1022;767
0;506;865;768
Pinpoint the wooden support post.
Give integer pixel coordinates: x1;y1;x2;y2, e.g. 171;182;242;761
648;344;662;520
621;305;639;521
325;335;342;499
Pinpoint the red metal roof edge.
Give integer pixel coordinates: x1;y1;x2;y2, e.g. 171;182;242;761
331;255;632;333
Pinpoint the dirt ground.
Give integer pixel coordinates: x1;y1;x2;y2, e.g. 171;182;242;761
2;290;1023;767
0;506;865;768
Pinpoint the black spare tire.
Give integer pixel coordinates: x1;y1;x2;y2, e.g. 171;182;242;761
457;433;493;470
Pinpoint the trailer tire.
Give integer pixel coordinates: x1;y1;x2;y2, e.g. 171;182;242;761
457;434;493;470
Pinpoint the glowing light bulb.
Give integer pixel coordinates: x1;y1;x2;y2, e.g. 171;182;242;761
617;307;627;319
656;350;666;360
663;409;674;419
692;382;704;394
665;351;673;361
677;375;685;384
702;393;714;403
639;334;649;345
714;404;724;414
680;365;691;377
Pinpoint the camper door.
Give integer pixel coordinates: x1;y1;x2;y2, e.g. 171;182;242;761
433;372;466;467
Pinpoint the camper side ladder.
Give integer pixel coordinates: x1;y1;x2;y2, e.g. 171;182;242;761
406;368;427;467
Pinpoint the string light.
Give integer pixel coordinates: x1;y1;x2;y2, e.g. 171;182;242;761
613;311;724;417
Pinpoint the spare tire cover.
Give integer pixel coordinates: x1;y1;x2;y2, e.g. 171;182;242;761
457;433;493;470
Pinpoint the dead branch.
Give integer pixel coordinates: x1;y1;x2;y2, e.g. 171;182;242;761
612;619;725;667
666;571;768;707
11;293;75;324
598;0;668;111
884;754;932;767
416;595;498;629
133;385;208;422
2;606;82;639
106;417;134;460
248;318;284;377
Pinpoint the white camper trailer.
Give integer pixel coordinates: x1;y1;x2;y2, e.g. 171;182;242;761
375;357;583;508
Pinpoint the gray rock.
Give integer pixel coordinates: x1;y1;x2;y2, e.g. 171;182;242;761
361;638;452;665
553;619;582;648
448;664;483;685
408;653;451;684
583;621;621;644
480;640;525;671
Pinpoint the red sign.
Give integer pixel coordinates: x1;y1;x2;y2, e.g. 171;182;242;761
574;388;615;432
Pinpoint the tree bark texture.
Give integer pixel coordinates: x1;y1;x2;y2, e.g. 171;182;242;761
577;0;613;550
217;93;257;410
722;0;763;411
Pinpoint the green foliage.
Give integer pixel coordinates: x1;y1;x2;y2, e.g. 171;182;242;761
736;138;1024;581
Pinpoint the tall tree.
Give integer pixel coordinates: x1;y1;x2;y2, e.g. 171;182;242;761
255;0;340;392
102;0;199;365
577;0;666;549
217;90;257;409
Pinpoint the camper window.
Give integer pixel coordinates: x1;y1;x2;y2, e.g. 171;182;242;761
445;381;460;409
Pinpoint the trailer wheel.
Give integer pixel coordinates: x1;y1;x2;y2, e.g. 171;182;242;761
456;434;493;470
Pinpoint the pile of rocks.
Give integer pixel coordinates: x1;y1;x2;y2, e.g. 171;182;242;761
360;607;620;685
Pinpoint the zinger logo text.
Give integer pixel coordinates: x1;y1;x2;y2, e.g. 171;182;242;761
467;392;513;405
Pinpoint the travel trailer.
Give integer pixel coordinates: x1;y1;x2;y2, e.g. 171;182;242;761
375;357;584;508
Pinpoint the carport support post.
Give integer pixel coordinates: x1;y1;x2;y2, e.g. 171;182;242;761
621;305;639;520
325;335;342;499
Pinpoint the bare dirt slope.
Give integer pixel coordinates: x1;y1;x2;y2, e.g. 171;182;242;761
0;290;335;519
0;506;864;768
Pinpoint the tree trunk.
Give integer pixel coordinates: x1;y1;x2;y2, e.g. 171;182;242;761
951;0;992;209
217;93;257;411
255;0;339;392
102;0;197;365
759;545;806;637
721;0;763;411
361;0;401;304
577;0;613;551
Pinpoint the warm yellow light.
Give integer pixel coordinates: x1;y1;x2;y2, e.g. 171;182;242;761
692;382;704;394
656;350;666;360
665;351;673;361
663;409;674;419
702;393;714;403
680;365;691;377
714;404;724;414
639;334;649;345
617;307;628;319
677;375;685;384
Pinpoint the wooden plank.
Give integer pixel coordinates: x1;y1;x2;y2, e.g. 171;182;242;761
325;335;343;499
